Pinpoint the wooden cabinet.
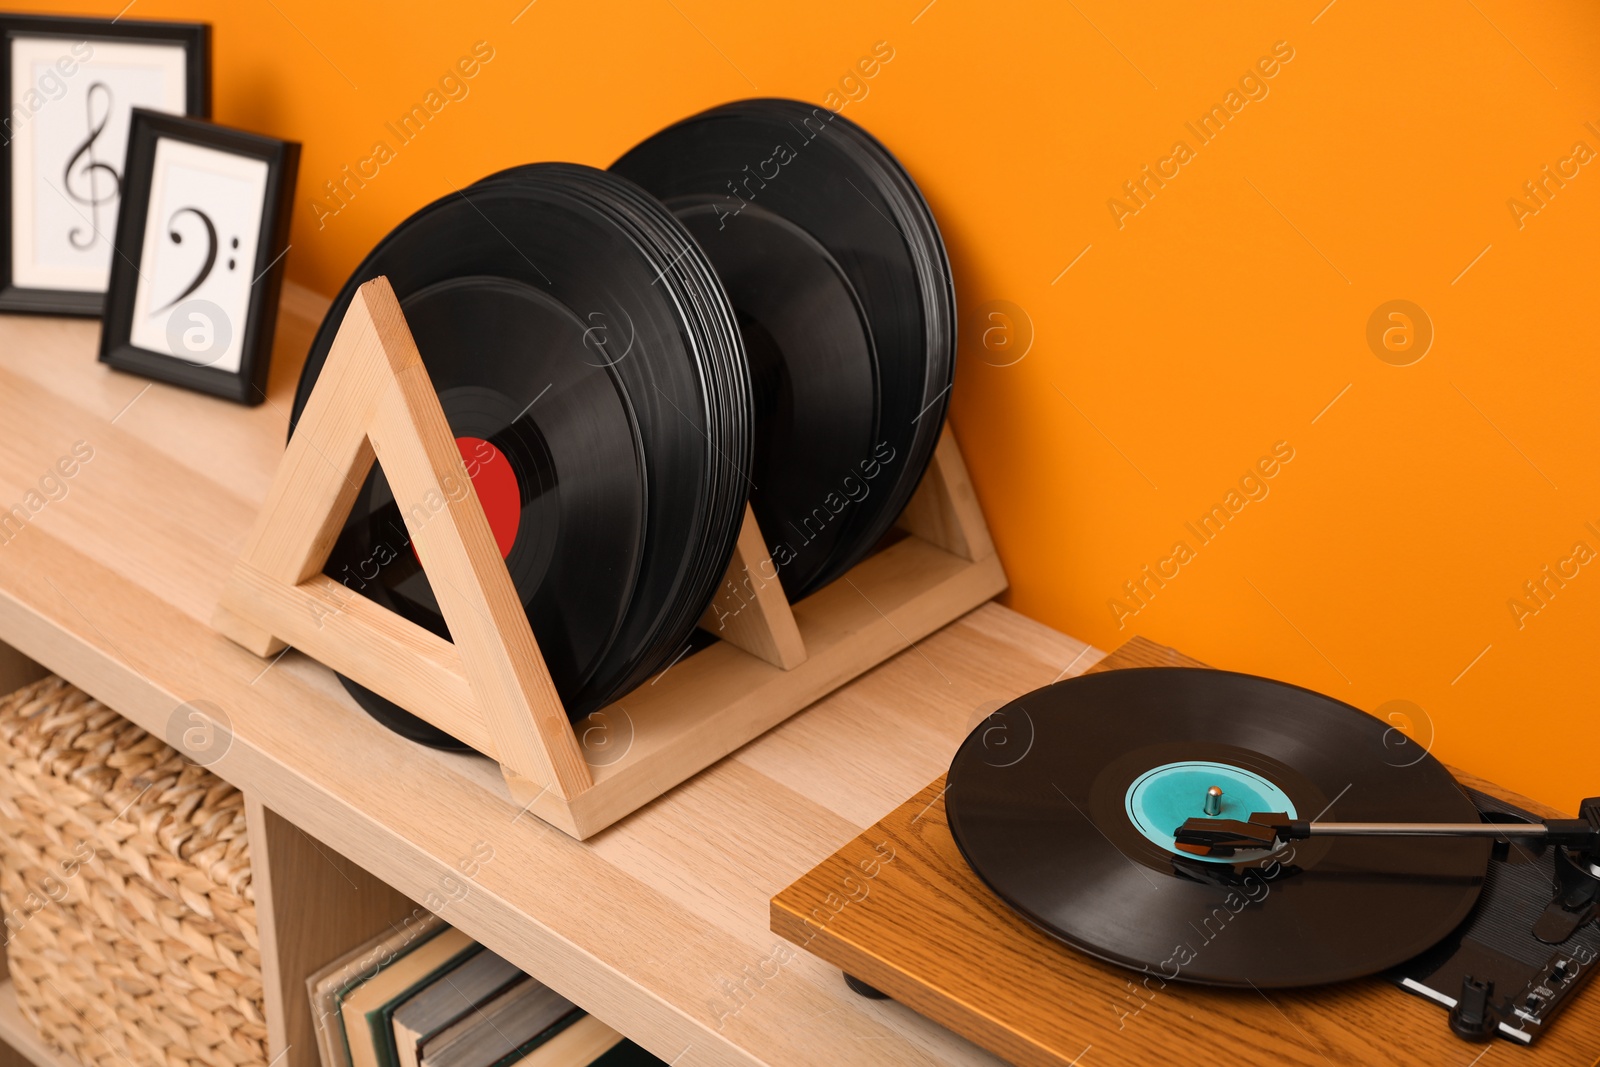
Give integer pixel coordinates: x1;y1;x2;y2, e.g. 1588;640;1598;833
0;290;1095;1067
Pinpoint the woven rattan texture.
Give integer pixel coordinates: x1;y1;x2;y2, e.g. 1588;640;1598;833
0;677;265;1067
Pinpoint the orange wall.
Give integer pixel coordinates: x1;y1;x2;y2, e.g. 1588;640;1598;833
34;0;1600;810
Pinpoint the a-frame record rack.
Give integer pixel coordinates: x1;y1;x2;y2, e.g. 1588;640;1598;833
212;277;1006;839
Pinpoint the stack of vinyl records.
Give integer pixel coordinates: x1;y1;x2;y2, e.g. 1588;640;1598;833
308;917;662;1067
294;99;956;747
613;98;956;599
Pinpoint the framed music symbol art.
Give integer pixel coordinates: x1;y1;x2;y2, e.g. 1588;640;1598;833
0;13;209;316
99;111;299;404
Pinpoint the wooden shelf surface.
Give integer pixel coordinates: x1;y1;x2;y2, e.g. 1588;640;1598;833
0;296;1099;1067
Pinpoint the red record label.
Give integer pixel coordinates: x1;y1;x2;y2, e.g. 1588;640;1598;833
457;436;520;559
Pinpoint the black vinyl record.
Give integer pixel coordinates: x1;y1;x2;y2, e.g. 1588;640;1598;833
292;164;750;738
612;99;956;599
946;668;1490;987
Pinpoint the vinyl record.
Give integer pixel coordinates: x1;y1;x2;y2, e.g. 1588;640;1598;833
612;99;956;599
292;164;751;738
945;668;1490;987
483;164;755;705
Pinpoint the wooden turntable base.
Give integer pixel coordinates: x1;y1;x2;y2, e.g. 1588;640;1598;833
770;637;1600;1067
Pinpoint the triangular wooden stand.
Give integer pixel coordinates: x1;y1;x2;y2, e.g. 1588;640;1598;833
214;276;1006;839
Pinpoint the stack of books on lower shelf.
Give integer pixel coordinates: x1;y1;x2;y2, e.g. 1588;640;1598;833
308;914;661;1067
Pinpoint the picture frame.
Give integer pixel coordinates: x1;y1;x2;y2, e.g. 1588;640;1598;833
0;13;209;316
99;110;299;405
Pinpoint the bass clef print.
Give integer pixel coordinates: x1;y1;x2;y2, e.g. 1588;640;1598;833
154;206;238;313
63;82;121;250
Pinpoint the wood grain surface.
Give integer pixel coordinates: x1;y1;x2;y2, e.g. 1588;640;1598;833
0;293;1089;1066
772;637;1600;1067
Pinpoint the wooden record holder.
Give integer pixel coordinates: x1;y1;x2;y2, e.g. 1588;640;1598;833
211;277;1006;840
771;637;1600;1067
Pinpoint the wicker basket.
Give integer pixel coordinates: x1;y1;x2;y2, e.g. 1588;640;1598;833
0;676;266;1067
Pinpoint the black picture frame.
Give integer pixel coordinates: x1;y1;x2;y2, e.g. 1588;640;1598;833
0;13;210;317
99;110;299;405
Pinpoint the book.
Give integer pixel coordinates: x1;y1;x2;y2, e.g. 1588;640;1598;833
584;1040;664;1066
340;927;479;1067
498;1014;664;1067
419;977;579;1067
307;914;448;1067
501;1015;620;1067
391;948;525;1067
500;1015;663;1065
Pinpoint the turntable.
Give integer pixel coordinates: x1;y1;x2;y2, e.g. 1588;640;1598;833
771;638;1600;1066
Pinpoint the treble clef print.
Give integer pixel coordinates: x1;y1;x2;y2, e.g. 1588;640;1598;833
63;81;121;250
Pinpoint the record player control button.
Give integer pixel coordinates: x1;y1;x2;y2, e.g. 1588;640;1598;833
1204;786;1224;817
1448;977;1498;1041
